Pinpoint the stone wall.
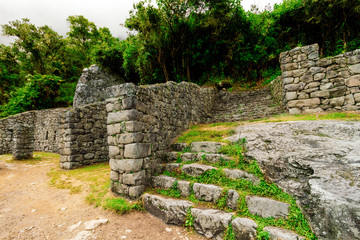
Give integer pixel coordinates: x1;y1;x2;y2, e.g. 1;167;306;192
280;44;360;113
0;108;67;155
12;124;34;160
59;103;109;169
106;82;216;198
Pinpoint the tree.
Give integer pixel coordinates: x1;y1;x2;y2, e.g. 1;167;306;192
2;18;65;75
67;15;100;66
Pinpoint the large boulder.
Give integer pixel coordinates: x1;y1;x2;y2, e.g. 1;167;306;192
73;65;125;107
227;120;360;240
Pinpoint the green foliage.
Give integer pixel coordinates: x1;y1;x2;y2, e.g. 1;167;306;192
177;125;235;144
185;208;194;229
102;197;143;214
0;75;62;117
224;222;236;240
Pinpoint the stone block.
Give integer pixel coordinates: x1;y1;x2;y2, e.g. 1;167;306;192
349;63;360;74
308;51;319;60
297;92;309;99
263;226;305;240
320;82;333;90
151;175;176;189
116;133;143;144
180;152;198;161
84;153;95;159
348;55;360;65
283;77;294;84
317;58;333;67
107;123;123;135
282;71;293;78
345;75;360;87
306;82;320;89
345;94;355;105
299;73;313;83
223;168;260;185
289;108;301;114
143;194;193;225
178;180;191;197
310;91;330;98
193;183;223;203
300;60;315;68
107;110;142;124
287;98;320;108
110;158;143;173
125;121;146;132
226;189;239;211
326;70;337;79
309;67;325;74
329;86;346;97
124;143;151;158
354;93;360;102
122;97;137;109
314;73;325;81
165;163;181;172
285;92;297;101
129;185;145;199
110;171;119;181
282;63;298;71
191;208;233;240
123;170;146;185
108;146;120;158
191;142;223;153
293;69;307;77
232;218;258;240
246;196;289;218
181;163;216;177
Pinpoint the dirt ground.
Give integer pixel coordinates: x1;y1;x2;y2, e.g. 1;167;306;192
0;157;205;240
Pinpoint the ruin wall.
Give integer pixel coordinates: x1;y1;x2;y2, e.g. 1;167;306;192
105;82;216;198
0;108;68;155
59;103;108;169
280;44;360;113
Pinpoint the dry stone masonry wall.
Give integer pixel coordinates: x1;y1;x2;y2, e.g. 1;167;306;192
0;108;67;155
106;82;216;198
59;103;108;169
12;124;35;160
280;43;360;113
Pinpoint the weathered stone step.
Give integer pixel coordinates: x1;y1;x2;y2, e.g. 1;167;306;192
143;194;304;240
142;194;193;225
163;162;260;185
170;141;224;154
151;175;289;218
164;151;231;163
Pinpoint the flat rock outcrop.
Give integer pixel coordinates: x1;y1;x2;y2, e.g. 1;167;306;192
228;120;360;240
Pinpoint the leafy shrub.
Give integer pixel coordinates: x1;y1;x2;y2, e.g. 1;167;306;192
0;75;62;118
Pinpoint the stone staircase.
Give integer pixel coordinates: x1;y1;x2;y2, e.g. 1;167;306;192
212;87;284;122
143;142;306;240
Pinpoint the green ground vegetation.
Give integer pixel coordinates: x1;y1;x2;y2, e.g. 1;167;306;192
155;136;317;239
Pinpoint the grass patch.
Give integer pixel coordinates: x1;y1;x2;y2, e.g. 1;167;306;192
176;125;236;144
47;161;143;214
3;152;59;165
248;111;360;124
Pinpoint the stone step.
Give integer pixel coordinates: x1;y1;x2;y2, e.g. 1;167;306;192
151;175;290;218
164;151;231;163
190;141;223;153
163;162;260;185
142;194;193;225
181;163;216;177
246;196;290;219
143;194;304;240
171;141;224;154
263;226;306;240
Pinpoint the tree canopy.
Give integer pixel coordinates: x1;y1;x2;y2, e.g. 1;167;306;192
0;0;359;117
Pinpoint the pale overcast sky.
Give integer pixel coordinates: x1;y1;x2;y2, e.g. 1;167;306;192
0;0;282;45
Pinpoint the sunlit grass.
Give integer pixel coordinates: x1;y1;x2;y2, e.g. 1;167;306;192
47;161;143;213
2;152;59;165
